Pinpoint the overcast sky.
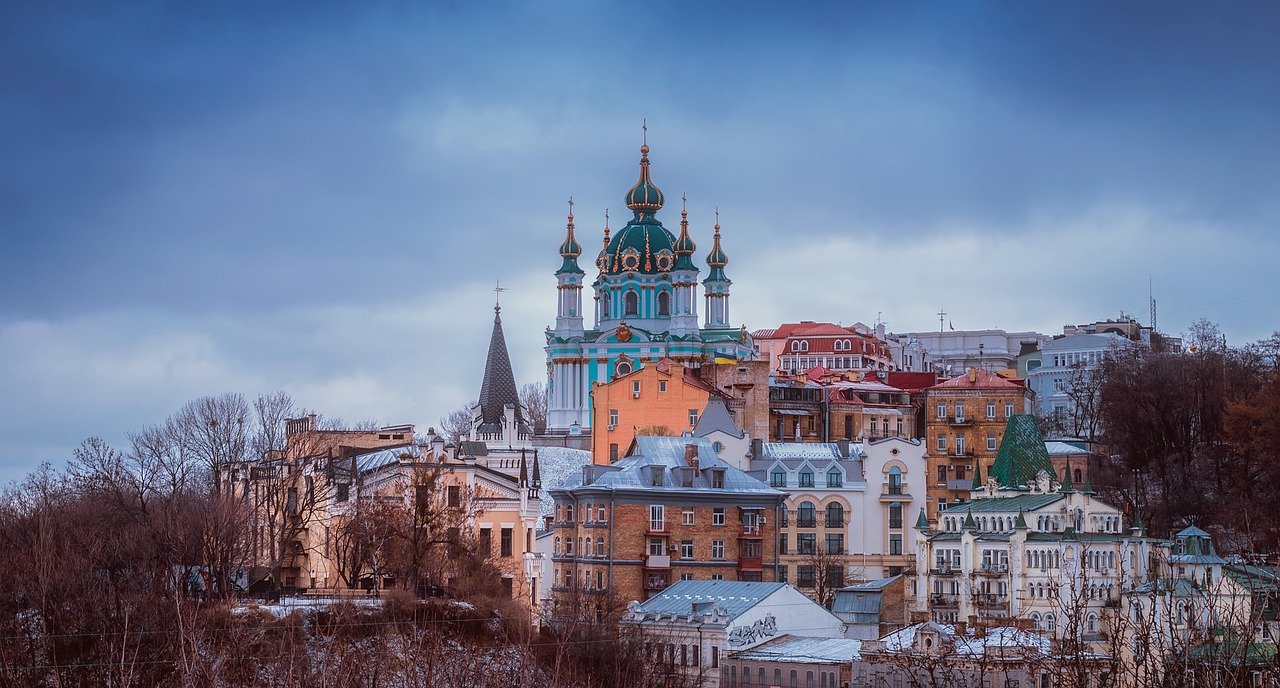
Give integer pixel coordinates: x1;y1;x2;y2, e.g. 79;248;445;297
2;1;1278;483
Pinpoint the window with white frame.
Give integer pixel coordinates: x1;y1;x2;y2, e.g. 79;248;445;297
682;510;694;526
987;434;997;451
649;505;665;532
711;540;725;559
987;402;996;419
712;508;726;526
937;435;948;452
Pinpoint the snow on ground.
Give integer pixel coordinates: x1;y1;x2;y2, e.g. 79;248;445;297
231;596;383;618
535;446;591;517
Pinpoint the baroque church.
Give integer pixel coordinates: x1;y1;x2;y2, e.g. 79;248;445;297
545;137;755;435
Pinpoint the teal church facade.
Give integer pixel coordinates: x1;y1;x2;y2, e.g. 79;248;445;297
545;141;755;435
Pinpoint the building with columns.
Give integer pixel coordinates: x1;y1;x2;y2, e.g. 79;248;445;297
545;140;755;436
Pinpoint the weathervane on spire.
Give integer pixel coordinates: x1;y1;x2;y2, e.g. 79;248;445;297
642;118;647;146
495;279;507;312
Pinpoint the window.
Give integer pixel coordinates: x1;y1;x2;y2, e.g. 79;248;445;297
632;380;641;396
711;573;725;580
797;502;816;528
682;510;695;526
825;533;844;554
1005;402;1014;417
799;468;815;487
987;433;997;451
937;465;947;483
711;540;725;559
890;534;903;555
987;402;996;419
615;360;632;375
446;485;461;507
713;508;726;526
954;403;965;421
827;468;842;487
889;503;902;529
609;443;619;461
955;435;966;455
648;538;665;556
771;468;786;487
657;290;670;316
480;528;492;554
798;534;816;555
937;403;947;419
597;505;606;521
658;379;667;392
624;291;638;316
681;540;694;559
937;435;948;452
888;466;903;494
596;539;606;557
825;503;844;528
689;409;699;426
608;409;618;427
779;534;788;555
649;505;665;532
681;572;693;581
709;470;724;488
797;566;815;588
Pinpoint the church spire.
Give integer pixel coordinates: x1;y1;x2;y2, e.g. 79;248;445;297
557;197;584;274
477;285;524;432
672;193;697;269
625;122;665;216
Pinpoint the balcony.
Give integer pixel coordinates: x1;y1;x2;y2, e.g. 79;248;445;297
931;593;959;608
932;566;959;576
738;556;764;571
795;518;817;529
946;416;974;427
644;573;671;592
645;555;671;569
879;490;912;502
978;564;1009;576
646;522;669;536
946;479;975;491
739;524;764;538
976;594;1008;609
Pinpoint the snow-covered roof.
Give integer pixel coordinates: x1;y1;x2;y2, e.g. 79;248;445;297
634;580;784;620
878;623;1051;657
731;635;862;663
557;437;782;496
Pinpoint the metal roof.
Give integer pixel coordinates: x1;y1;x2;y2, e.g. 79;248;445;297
558;436;783;496
634;580;785;619
694;396;746;439
939;493;1064;514
731;635;862;663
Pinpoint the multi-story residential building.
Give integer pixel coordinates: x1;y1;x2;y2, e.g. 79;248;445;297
590;358;730;463
544;142;754;436
753;321;896;375
1026;332;1133;439
620;580;844;688
548;436;785;620
891;329;1049;375
914;416;1155;647
726;635;860;688
751;437;926;600
922;369;1034;521
767;370;917;444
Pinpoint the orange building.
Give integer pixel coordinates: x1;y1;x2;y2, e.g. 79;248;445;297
591;359;729;464
922;368;1034;522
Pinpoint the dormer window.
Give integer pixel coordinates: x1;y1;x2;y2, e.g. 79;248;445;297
708;469;725;489
770;468;786;487
799;467;815;488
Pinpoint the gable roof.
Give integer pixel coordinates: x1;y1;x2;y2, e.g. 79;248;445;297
557;436;782;496
634;579;785;619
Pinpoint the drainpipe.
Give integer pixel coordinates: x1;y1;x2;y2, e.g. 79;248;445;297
608;487;616;613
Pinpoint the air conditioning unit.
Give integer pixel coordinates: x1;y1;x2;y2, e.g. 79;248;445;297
607;424;617;430
669;544;679;552
632;391;640;399
759;516;767;524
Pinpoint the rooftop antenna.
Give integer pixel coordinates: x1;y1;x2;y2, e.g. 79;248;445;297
1149;277;1157;333
937;308;947;335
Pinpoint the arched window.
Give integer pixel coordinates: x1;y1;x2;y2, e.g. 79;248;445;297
826;503;844;528
887;466;903;494
601;291;611;317
657;290;670;316
624;291;639;316
799;340;809;352
827;467;842;487
1045;612;1056;632
1030;612;1042;629
798;502;816;527
791;340;801;352
554;536;560;554
585;536;592;556
742;665;752;686
1074;468;1082;484
1087;612;1099;634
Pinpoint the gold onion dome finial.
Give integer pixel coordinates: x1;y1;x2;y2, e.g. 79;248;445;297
559;196;582;258
596;209;611;272
706;207;728;268
672;192;697;255
625;120;664;214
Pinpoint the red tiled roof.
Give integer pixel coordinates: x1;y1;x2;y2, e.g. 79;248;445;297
930;368;1024;390
793;323;855;337
885;371;938;391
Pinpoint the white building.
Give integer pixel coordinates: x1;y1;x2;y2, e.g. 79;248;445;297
891;329;1049;375
750;436;927;590
621;580;844;688
1026;332;1133;435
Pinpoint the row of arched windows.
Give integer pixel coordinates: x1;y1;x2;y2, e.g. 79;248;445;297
600;289;671;318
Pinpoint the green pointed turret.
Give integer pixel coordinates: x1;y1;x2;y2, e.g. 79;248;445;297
963;511;977;532
989;415;1057;489
1082;467;1095;494
914;508;931;531
1013;510;1028;530
1059;466;1075;494
971;462;984;491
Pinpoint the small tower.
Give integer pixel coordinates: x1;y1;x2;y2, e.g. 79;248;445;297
555;198;585;338
593;212;611;325
702;209;731;328
670;194;700;337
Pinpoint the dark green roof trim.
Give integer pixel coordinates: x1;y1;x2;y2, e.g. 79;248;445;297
940;494;1064;514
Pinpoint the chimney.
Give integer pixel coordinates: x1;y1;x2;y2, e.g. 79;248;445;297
543;515;553;529
685;443;699;469
751;438;764;459
837;439;851;457
968;368;977;383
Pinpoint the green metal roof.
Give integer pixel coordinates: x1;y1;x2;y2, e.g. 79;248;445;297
990;415;1057;489
940;493;1065;514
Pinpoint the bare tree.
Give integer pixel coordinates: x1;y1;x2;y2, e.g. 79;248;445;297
520;381;548;434
440;403;475;445
800;544;850;608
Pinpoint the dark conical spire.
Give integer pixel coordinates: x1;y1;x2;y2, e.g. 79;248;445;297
477;296;524;429
518;448;529;487
531;449;542;489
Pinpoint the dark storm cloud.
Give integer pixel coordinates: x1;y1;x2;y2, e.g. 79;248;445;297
1;1;1277;480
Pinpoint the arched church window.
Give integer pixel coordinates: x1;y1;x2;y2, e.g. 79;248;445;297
1074;468;1082;484
602;291;611;317
625;291;639;316
657;290;670;316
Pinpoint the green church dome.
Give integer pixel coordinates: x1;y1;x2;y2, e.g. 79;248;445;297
602;216;678;274
625;144;665;214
